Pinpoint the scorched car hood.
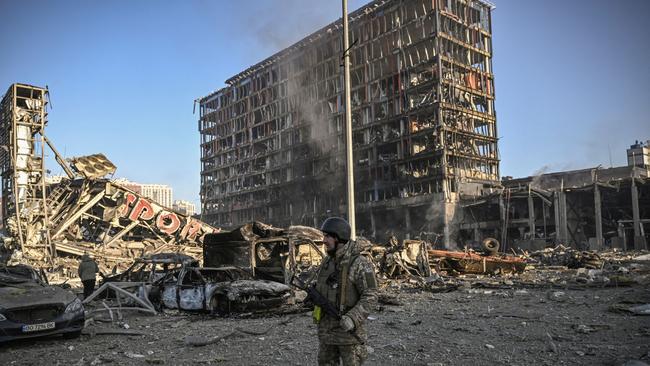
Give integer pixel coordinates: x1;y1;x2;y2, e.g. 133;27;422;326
0;282;76;309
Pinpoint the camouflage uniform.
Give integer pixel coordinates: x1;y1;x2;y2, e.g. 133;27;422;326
314;241;378;365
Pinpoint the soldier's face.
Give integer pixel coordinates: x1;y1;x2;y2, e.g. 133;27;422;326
323;233;337;251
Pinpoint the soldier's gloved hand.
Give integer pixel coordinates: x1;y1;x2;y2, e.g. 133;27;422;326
340;315;355;332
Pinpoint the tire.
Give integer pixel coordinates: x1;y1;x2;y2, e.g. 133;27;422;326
482;238;500;255
210;295;230;316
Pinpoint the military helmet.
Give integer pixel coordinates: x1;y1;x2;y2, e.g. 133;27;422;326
320;217;351;242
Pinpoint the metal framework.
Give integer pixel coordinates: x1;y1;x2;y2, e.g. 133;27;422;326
197;0;499;246
0;83;54;259
1;83;219;280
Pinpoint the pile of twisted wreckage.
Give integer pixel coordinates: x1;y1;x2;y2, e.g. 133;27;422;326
77;221;529;316
85;221;650;317
0;83;218;285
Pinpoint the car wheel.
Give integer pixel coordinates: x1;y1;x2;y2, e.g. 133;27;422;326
482;237;500;255
210;296;226;316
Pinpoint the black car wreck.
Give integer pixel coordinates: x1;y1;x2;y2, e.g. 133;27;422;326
0;264;85;342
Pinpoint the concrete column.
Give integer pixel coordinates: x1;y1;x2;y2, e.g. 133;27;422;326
527;193;535;238
405;207;411;240
370;209;376;240
499;194;506;246
559;190;568;245
313;197;318;228
594;184;603;249
553;193;561;243
554;190;568;245
631;179;646;250
289;202;293;226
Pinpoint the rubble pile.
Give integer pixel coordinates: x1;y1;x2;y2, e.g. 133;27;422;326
526;245;603;269
0;84;219;284
3;176;218;284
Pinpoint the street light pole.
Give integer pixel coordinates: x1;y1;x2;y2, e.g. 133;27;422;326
342;0;356;241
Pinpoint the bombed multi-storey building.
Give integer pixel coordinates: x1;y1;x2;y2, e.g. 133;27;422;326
198;0;497;247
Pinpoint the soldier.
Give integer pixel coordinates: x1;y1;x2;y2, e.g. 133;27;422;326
314;217;378;366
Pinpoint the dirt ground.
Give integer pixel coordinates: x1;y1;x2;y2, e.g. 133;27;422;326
1;279;649;366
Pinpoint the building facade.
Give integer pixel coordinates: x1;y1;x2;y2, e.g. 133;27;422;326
628;140;650;168
173;200;196;217
198;0;498;246
113;179;173;208
140;184;173;208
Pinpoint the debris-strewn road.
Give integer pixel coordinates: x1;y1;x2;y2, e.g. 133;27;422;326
2;283;649;366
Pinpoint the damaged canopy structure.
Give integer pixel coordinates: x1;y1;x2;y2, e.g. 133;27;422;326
0;83;218;280
457;162;650;252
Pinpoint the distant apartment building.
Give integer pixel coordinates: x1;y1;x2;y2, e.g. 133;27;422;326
140;184;173;208
628;140;650;168
198;0;498;246
112;179;173;208
111;178;143;194
173;200;196;216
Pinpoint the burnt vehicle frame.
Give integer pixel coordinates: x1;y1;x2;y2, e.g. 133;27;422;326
102;252;198;284
203;222;326;284
0;264;85;342
156;264;291;314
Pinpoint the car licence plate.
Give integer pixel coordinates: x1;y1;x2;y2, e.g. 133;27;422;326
22;322;55;333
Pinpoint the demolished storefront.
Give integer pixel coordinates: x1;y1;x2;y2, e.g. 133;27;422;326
0;83;218;283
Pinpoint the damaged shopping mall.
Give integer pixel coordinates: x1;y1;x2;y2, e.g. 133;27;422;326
0;83;218;281
197;0;499;247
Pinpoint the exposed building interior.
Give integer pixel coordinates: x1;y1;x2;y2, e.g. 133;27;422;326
198;0;498;247
458;143;650;251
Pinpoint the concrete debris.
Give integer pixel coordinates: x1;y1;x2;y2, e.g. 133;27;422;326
527;245;603;269
372;236;431;278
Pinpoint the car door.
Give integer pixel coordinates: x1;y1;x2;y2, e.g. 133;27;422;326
161;268;183;309
177;268;205;310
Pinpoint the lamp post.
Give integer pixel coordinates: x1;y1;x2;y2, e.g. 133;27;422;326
342;0;356;240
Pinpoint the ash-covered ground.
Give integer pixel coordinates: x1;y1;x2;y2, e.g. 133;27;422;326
2;279;649;366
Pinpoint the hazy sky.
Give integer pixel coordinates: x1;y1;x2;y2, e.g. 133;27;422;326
1;0;649;210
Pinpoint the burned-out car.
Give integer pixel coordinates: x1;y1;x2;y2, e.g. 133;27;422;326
203;222;326;284
0;264;84;342
158;265;291;314
102;252;198;284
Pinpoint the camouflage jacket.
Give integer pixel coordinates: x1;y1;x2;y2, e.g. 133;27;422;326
314;241;378;345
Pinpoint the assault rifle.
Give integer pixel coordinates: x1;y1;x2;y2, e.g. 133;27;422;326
291;274;365;343
290;275;341;320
